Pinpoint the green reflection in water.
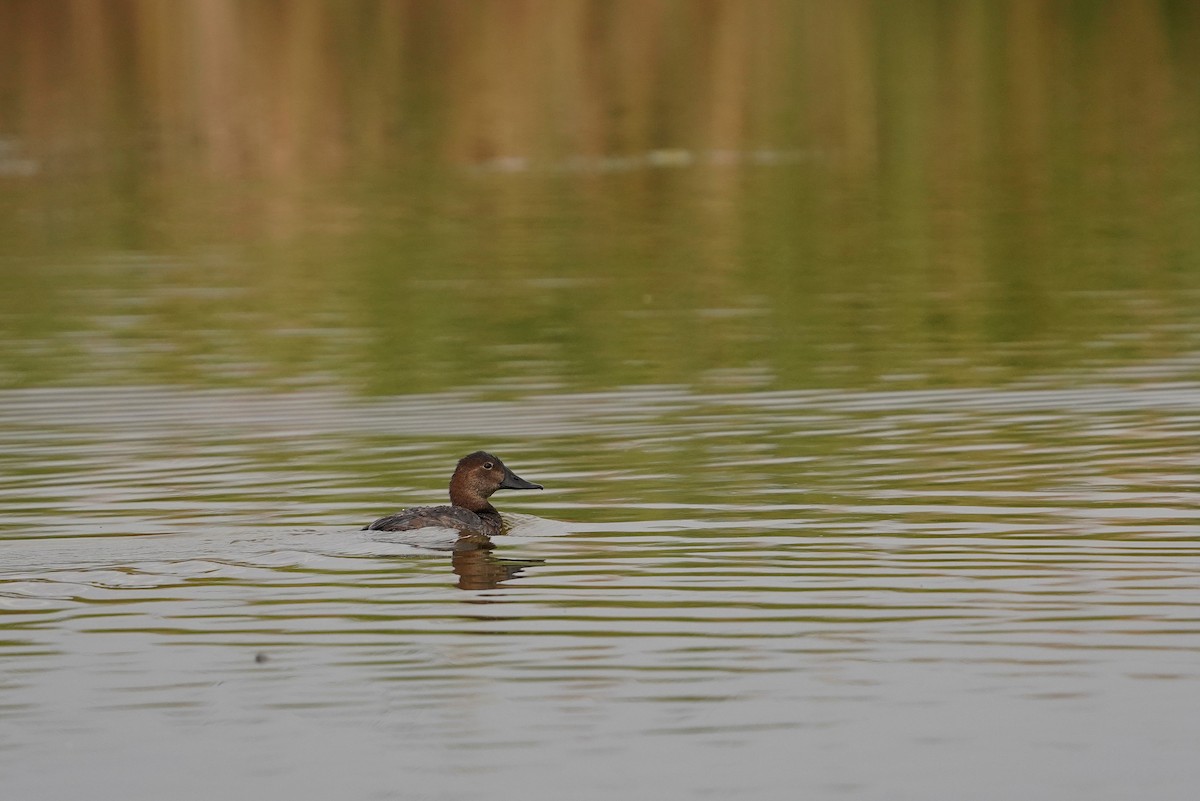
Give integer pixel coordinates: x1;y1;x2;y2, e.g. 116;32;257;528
0;1;1197;393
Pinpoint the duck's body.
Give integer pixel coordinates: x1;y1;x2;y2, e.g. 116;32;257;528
365;451;542;537
366;504;505;537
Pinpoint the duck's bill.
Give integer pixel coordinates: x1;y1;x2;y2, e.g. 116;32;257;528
499;470;543;491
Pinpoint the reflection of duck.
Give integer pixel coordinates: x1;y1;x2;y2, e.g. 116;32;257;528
365;452;542;537
451;549;544;591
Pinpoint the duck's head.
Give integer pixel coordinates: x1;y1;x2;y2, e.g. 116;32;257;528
449;451;543;511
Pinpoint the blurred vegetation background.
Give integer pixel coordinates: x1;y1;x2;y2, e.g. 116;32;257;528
1;0;1197;394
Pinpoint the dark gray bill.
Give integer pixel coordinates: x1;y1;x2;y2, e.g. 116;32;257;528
498;469;543;491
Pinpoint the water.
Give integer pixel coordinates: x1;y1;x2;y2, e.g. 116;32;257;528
3;383;1198;799
3;3;1200;800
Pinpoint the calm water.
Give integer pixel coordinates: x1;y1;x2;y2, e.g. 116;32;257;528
3;3;1200;800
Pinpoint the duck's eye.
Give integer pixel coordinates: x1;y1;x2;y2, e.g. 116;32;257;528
483;462;494;470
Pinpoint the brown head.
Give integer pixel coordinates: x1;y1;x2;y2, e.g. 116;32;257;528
448;451;543;512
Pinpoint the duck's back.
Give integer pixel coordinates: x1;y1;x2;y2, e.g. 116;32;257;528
365;505;500;535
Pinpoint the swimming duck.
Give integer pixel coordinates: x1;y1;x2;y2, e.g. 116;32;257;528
365;451;543;537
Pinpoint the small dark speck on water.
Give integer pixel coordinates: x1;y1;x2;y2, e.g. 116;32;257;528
254;653;268;664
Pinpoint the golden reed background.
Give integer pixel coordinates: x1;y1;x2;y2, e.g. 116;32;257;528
3;0;1196;178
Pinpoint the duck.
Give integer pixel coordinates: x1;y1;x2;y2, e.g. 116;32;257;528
364;451;543;537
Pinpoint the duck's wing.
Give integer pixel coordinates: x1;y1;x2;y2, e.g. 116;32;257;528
364;505;484;532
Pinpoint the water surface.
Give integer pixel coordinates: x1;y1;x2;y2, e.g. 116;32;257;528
3;382;1199;800
2;3;1200;799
